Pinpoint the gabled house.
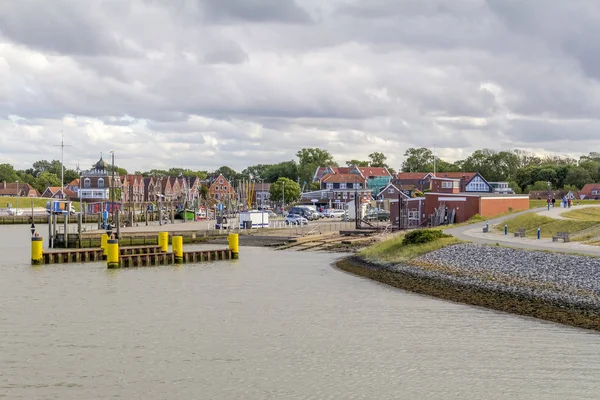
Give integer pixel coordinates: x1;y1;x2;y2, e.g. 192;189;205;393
396;172;434;191
313;165;392;194
41;187;78;200
377;183;410;201
0;182;40;197
580;184;600;200
66;179;80;196
121;175;145;203
208;174;236;202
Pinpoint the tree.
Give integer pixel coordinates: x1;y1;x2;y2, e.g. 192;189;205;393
368;152;388;168
525;180;553;193
564;167;592;190
35;171;60;193
269;177;301;204
199;185;209;200
345;159;369;167
265;161;298;183
508;181;522;194
401;148;434;172
0;163;18;183
296;148;337;186
215;166;237;182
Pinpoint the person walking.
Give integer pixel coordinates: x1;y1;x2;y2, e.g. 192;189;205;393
552;198;556;207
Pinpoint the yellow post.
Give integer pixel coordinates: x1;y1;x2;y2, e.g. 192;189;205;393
31;236;43;265
101;233;108;258
107;239;120;269
158;232;168;252
173;235;183;264
228;233;239;259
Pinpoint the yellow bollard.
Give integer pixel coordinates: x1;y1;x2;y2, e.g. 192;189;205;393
106;239;120;269
31;236;43;265
101;233;108;259
158;231;168;252
228;233;239;259
172;235;183;264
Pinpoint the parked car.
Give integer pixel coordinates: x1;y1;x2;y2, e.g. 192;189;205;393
324;208;347;218
364;208;391;221
284;214;308;225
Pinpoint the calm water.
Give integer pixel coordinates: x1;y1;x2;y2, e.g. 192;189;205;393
1;225;600;399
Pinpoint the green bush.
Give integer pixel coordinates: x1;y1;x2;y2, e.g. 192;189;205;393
402;229;451;245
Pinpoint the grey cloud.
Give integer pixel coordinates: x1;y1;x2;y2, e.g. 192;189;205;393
199;0;312;24
0;0;132;56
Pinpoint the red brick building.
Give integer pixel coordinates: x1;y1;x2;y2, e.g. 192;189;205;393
208;174;235;203
579;184;600;200
424;177;529;223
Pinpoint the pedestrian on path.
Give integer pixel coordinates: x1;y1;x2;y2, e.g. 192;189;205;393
552;198;556;207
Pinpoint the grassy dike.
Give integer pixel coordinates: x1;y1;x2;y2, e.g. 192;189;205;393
335;231;600;331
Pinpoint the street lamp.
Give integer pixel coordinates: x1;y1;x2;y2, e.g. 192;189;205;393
15;180;18;214
547;181;551;210
282;180;285;214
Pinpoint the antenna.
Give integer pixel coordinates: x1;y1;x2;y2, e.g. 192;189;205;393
54;130;71;191
433;143;437;177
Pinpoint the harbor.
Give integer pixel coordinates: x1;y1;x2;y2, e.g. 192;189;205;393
2;222;600;399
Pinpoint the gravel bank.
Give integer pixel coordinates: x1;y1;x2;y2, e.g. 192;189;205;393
415;244;600;310
336;243;600;331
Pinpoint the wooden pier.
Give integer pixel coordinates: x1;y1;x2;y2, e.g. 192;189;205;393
41;245;232;266
118;249;232;267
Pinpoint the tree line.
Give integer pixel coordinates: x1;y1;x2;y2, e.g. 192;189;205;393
401;148;600;193
1;147;598;195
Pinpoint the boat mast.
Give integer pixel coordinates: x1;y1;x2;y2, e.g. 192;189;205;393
54;130;71;193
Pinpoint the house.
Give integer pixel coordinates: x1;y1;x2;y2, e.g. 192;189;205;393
299;173;372;209
121;175;145;203
397;171;508;194
313;165;392;195
424;177;529;223
0;182;40;197
376;183;409;201
79;156;121;201
143;177;158;202
208;174;236;203
66;179;80;196
253;183;271;207
41;187;78;200
579;184;600;200
379;182;426;227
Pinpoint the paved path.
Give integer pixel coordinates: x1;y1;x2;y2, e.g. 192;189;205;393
536;204;600;220
445;207;600;256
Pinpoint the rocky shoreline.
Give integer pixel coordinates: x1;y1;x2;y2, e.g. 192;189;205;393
336;243;600;331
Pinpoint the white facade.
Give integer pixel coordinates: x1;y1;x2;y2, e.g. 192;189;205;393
465;175;491;192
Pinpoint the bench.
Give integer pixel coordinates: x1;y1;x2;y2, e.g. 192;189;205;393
513;228;526;238
552;232;570;242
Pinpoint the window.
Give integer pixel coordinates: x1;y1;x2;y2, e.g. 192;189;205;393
388;188;395;194
593;190;600;195
326;183;333;189
98;178;104;188
84;178;90;188
340;183;346;189
215;193;220;199
356;183;362;189
441;181;453;188
219;179;223;184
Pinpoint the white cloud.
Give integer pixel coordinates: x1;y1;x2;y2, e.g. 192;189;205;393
2;0;600;173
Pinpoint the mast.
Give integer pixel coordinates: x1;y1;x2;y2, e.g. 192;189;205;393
54;130;71;192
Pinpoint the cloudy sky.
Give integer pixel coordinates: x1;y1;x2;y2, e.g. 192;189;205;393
2;0;600;173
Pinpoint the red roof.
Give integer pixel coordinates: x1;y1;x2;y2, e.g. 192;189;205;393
397;172;431;180
580;184;600;195
357;167;391;177
321;173;367;184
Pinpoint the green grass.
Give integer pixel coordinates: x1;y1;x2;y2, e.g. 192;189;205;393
495;213;598;237
561;207;600;221
530;199;600;209
0;196;81;211
359;233;461;263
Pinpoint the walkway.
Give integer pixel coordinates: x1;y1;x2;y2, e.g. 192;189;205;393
445;206;600;257
536;204;600;220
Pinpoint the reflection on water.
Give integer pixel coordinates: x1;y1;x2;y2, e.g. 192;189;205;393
0;224;599;399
